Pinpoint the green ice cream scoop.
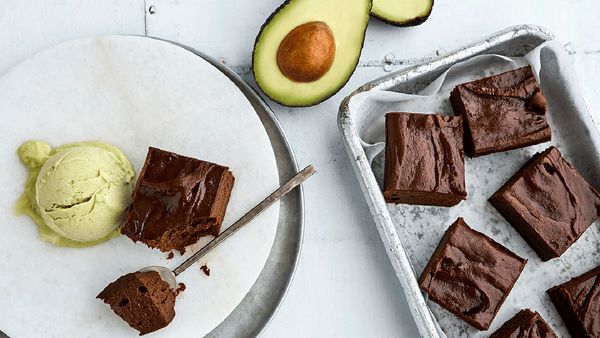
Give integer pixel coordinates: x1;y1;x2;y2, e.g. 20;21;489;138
16;141;135;246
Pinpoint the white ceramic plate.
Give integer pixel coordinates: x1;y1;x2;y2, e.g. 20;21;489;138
0;36;279;337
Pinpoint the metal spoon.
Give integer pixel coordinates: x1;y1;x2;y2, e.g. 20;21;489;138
140;164;316;289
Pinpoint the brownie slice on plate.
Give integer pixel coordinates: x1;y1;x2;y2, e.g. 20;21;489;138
418;218;527;330
123;147;235;253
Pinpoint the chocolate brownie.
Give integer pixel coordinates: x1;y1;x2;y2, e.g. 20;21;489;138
383;112;466;206
450;66;551;157
490;309;557;338
490;146;600;261
97;271;176;335
418;218;527;330
123;147;235;254
548;265;600;338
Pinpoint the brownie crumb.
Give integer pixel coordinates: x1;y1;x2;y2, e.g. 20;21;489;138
166;252;174;260
200;264;211;276
176;282;186;296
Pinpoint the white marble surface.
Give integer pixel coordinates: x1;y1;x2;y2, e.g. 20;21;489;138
2;1;600;337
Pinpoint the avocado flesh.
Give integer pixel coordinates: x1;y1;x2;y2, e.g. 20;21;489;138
253;0;371;107
372;0;433;26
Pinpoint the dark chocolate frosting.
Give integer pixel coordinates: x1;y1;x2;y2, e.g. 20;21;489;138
125;159;223;239
383;112;466;206
450;66;551;156
491;146;600;260
123;147;234;253
566;272;600;336
490;309;557;338
548;265;600;338
419;218;527;330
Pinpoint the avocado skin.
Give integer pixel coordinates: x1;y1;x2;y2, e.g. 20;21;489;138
252;0;373;107
371;0;434;27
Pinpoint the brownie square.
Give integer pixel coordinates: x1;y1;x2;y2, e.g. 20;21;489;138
547;265;600;338
490;309;557;338
97;271;176;335
123;147;235;253
418;218;527;330
383;112;466;206
490;146;600;261
450;66;551;157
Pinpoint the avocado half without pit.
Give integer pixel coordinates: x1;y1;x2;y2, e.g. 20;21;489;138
371;0;433;26
253;0;372;107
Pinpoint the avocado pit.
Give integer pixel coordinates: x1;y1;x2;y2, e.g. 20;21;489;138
277;21;336;82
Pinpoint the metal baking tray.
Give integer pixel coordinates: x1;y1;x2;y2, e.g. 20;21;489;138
338;25;600;337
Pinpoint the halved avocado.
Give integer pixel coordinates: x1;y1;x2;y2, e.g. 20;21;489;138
253;0;372;107
371;0;433;26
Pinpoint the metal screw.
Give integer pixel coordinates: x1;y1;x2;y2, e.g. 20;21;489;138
148;5;156;14
383;53;395;72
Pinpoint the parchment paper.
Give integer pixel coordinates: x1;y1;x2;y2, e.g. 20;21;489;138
0;36;279;337
350;41;600;337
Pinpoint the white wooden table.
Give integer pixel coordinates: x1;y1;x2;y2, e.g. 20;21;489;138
2;1;599;337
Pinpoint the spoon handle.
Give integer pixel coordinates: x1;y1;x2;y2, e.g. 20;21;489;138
173;164;316;276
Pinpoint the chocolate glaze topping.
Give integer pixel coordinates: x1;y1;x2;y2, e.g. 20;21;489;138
490;309;557;338
490;146;600;260
383;112;466;206
419;218;527;330
123;147;234;253
548;265;600;338
450;66;551;157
